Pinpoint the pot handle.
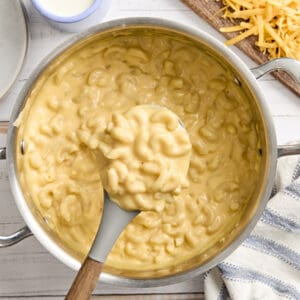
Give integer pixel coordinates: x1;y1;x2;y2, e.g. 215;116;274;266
250;59;300;157
278;144;300;158
0;147;33;247
0;147;5;160
0;226;32;248
251;58;300;84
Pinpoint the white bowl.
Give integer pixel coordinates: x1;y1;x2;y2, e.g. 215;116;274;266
31;0;111;32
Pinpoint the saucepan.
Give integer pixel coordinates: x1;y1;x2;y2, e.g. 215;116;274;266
1;18;300;287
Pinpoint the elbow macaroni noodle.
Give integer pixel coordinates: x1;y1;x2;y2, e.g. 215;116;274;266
17;30;262;270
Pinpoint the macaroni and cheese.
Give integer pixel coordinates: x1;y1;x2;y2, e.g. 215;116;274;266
17;29;262;271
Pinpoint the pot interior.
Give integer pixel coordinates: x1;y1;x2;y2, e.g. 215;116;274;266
13;22;273;283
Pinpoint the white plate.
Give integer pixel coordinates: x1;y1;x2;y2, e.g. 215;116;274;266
0;1;28;99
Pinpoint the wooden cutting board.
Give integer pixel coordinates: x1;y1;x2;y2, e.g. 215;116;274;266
182;0;300;97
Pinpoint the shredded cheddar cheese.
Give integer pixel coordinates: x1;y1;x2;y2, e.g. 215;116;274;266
219;0;300;60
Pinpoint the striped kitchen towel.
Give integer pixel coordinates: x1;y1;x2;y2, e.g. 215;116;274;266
204;155;300;300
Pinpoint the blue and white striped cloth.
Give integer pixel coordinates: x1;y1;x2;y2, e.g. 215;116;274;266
205;155;300;300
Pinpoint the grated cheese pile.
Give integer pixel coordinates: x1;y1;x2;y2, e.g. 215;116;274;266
219;0;300;60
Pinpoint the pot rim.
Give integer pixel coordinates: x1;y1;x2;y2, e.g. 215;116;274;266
6;17;277;287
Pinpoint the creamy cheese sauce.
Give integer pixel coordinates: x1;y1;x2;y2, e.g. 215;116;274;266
37;0;95;17
17;30;262;271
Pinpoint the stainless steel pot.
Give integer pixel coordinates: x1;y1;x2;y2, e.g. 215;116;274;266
1;18;300;287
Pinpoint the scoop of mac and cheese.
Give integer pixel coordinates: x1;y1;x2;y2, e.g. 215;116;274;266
94;105;191;211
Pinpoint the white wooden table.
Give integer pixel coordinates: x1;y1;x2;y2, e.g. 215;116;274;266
0;0;299;299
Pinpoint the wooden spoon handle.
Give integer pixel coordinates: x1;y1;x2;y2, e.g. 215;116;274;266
65;256;103;300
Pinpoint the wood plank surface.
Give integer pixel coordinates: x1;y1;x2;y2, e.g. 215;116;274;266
181;0;300;96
